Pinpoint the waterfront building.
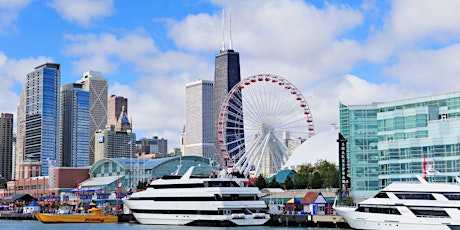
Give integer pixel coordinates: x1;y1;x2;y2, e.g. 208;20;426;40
86;156;211;191
60;83;90;167
0;113;13;181
184;79;214;158
77;71;108;165
107;95;128;131
23;63;61;177
340;91;460;199
213;48;242;163
94;125;136;162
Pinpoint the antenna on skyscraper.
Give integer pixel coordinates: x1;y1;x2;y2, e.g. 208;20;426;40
229;1;233;50
221;8;225;51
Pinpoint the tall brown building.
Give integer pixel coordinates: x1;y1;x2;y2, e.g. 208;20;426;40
107;95;128;131
0;113;13;181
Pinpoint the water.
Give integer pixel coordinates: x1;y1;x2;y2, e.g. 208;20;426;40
0;220;349;230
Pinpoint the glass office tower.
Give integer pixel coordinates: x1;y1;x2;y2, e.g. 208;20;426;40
340;92;460;199
60;83;90;167
24;63;61;176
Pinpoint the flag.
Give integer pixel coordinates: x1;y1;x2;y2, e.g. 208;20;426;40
128;141;132;144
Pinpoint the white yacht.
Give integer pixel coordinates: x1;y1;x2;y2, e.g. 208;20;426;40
124;166;270;226
334;176;460;230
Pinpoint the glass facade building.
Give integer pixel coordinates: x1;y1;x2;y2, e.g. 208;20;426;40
24;63;61;177
60;83;90;167
340;92;460;199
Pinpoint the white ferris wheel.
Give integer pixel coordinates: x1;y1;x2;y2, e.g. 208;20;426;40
216;74;314;178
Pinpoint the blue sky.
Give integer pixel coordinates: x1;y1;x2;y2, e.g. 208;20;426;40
2;0;460;148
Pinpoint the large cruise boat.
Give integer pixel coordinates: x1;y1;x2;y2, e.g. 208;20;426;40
123;166;270;226
334;175;460;230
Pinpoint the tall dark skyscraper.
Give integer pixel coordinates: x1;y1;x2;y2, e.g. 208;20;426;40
213;49;243;163
0;113;13;181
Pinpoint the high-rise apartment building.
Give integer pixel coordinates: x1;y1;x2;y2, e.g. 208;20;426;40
77;71;108;165
213;49;243;163
24;63;61;177
340;91;460;199
0;113;13;180
60;83;90;167
15;84;26;180
184;80;214;158
107;95;128;131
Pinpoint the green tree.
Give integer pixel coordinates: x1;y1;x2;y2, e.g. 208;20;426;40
284;176;294;190
293;164;314;189
309;171;323;189
255;174;267;189
315;160;339;188
267;176;280;188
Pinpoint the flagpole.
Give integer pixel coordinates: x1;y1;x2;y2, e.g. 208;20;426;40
116;176;120;214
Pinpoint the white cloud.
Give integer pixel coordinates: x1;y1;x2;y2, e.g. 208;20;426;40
63;32;158;74
168;13;222;52
48;0;114;27
0;0;32;34
363;0;460;63
383;44;460;93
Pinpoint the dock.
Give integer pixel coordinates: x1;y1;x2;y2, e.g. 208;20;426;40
269;214;349;228
0;212;36;220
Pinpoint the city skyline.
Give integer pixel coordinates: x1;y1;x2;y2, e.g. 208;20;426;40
2;1;460;149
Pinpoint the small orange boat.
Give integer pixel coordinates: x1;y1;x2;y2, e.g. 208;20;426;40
35;205;118;223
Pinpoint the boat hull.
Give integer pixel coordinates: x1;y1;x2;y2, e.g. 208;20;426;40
335;206;460;230
35;213;118;223
132;213;269;226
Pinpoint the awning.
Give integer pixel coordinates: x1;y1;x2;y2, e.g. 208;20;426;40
286;198;301;203
70;187;103;193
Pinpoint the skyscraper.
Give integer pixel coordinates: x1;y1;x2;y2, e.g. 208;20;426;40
184;80;214;158
60;83;90;167
77;71;108;165
107;95;128;131
24;63;61;177
0;113;13;181
213;49;242;163
15;84;26;180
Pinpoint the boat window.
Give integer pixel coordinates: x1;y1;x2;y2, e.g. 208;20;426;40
151;183;205;189
374;192;389;198
394;193;435;200
356;205;401;215
409;208;449;217
443;193;460;200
